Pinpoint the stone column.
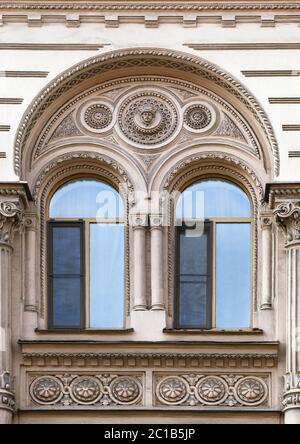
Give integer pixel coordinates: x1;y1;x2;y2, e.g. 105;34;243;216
0;201;22;423
150;214;164;310
24;215;37;312
260;216;273;309
130;214;148;310
274;202;300;424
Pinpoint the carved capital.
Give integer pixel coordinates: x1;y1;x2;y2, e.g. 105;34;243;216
0;372;15;413
150;214;164;229
260;216;273;230
274;202;300;246
0;201;22;246
129;213;148;229
283;373;300;411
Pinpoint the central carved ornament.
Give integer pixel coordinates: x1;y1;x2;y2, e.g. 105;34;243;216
117;91;179;146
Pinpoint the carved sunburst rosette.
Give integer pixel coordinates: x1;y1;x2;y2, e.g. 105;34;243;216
195;376;228;405
234;377;268;406
70;376;103;404
30;376;63;405
110;376;142;405
156;376;189;405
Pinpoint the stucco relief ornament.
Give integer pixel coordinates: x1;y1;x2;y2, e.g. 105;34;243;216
274;202;300;245
157;377;189;404
184;104;212;130
0;201;22;245
70;376;102;403
84;103;112;130
235;377;267;405
117;92;178;146
110;377;141;404
30;376;62;404
196;376;227;404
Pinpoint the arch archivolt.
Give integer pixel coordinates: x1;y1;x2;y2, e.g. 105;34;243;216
17;48;278;184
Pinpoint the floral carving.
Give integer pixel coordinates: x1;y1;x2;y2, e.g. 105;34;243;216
196;376;227;404
83;103;112;130
118;91;178;146
157;377;189;404
274;202;300;245
50;113;81;141
110;377;141;404
184;104;212;130
30;376;62;404
155;374;268;407
29;373;143;407
235;377;267;405
70;376;102;403
0;201;22;245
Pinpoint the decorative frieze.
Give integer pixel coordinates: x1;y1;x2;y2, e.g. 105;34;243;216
154;373;269;407
28;373;143;407
22;352;278;369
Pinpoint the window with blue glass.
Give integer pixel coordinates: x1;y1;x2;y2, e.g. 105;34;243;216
175;179;252;329
48;178;125;329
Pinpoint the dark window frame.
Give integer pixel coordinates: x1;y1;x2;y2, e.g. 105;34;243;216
174;221;213;329
47;220;86;329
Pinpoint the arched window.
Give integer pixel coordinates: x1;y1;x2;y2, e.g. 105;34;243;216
48;178;125;329
175;179;251;329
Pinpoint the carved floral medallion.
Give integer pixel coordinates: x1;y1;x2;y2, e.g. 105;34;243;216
70;376;102;404
83;103;112;130
235;377;267;405
156;376;189;404
117;91;179;146
183;104;212;130
30;376;62;404
196;376;227;404
110;376;142;404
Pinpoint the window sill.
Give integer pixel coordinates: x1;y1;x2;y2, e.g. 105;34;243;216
34;328;134;334
163;328;263;335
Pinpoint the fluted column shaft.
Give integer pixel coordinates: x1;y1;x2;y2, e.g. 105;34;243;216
24;216;37;312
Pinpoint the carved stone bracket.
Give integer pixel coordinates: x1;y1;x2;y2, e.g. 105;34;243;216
0;372;15;413
0;201;22;246
274;202;300;246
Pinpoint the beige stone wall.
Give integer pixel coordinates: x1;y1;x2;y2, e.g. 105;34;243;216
1;1;300;424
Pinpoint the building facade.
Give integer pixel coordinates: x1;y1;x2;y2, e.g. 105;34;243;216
0;0;300;424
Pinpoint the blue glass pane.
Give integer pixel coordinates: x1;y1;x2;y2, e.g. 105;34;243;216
52;277;81;327
216;223;251;328
52;226;81;275
89;223;124;328
176;179;251;219
49;179;124;218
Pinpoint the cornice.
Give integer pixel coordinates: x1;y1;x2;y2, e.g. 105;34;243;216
0;2;300;13
22;352;278;369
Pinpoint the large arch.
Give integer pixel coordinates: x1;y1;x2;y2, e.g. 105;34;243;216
15;47;279;184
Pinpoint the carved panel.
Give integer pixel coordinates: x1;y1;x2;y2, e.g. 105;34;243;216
154;373;269;407
28;373;144;407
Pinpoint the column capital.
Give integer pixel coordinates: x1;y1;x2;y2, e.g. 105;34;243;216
0;371;15;413
149;214;164;229
0;201;23;246
283;373;300;412
260;215;273;230
129;213;148;229
274;202;300;246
